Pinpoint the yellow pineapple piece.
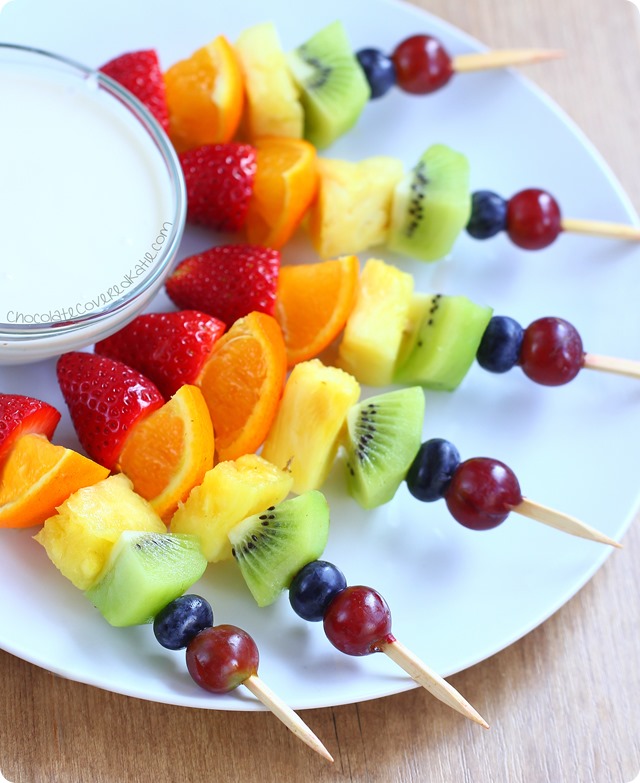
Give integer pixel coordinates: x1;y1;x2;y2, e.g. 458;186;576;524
34;473;165;591
170;454;293;562
261;359;360;494
235;22;304;140
338;258;414;386
308;156;404;259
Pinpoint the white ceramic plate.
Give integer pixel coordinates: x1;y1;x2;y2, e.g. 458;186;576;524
1;0;638;712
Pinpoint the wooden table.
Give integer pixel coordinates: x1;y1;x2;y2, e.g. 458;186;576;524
2;1;640;780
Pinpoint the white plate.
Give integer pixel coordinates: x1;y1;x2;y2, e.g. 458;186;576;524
1;0;638;712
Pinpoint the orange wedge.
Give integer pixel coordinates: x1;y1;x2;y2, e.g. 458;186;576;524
196;312;287;462
245;137;318;249
0;434;109;528
275;255;360;366
117;384;214;522
165;35;244;152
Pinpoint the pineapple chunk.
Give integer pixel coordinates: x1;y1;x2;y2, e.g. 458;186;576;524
235;22;304;140
338;258;415;386
35;474;165;591
170;454;293;562
261;359;360;493
308;157;404;259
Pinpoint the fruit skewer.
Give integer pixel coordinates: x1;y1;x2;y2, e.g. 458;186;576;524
103;22;563;155
322;258;640;392
259;378;621;548
0;400;331;759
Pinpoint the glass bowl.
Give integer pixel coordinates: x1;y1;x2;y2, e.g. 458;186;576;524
0;43;186;364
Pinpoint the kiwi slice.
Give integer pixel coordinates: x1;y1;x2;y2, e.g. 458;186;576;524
345;387;425;510
229;491;330;607
85;531;207;627
287;20;370;149
394;294;493;390
387;144;471;261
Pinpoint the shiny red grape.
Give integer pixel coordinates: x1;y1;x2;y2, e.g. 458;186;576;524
519;317;584;386
444;458;522;530
323;586;394;656
391;35;453;94
506;189;562;250
186;624;259;693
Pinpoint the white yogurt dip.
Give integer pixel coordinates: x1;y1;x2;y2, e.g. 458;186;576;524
0;46;184;363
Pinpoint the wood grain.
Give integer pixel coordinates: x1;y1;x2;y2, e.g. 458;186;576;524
2;1;640;781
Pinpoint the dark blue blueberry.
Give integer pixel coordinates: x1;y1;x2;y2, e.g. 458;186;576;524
289;560;347;622
406;438;461;502
476;316;524;373
153;594;214;650
466;190;508;239
356;48;396;99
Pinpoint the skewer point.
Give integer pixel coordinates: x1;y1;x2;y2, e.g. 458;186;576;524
243;674;334;762
380;638;489;728
513;498;622;548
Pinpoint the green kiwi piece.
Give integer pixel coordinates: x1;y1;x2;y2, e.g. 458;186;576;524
85;531;207;627
229;491;330;607
345;387;425;510
287;20;370;149
394;294;493;390
387;144;471;261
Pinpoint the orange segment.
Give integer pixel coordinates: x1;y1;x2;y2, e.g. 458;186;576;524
117;385;214;522
165;35;244;152
0;434;109;528
196;312;287;462
245;137;318;249
275;255;360;366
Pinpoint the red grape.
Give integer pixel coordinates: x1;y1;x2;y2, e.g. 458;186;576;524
323;586;394;656
391;35;453;94
519;317;584;386
186;624;259;693
506;189;562;250
444;458;522;530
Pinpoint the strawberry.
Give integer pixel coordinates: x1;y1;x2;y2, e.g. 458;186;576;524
165;245;280;326
95;310;226;399
100;49;169;132
0;394;61;463
57;352;164;469
179;144;257;231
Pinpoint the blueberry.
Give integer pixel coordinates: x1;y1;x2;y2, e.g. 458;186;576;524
406;438;461;502
356;48;396;99
289;560;347;622
466;190;508;239
476;316;524;373
153;594;214;650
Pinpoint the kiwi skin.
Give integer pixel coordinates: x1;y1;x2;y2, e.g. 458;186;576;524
345;387;425;510
229;491;330;607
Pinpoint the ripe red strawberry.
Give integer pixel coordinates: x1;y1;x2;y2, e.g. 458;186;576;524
57;352;164;469
179;144;257;231
165;245;280;326
100;49;169;132
95;310;226;399
0;394;61;463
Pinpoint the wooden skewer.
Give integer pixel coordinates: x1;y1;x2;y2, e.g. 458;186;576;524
380;638;489;728
561;217;640;242
582;353;640;379
243;674;334;763
512;498;622;548
453;49;564;73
